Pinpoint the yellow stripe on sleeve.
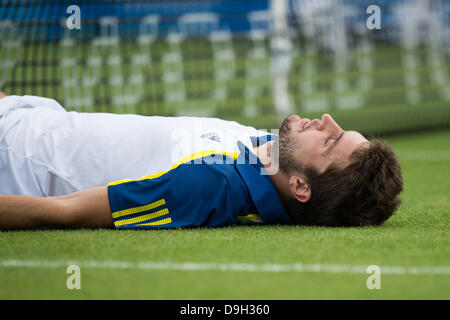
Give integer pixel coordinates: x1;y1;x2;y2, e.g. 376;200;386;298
237;214;263;224
114;208;169;227
108;150;239;186
112;198;166;219
137;217;172;227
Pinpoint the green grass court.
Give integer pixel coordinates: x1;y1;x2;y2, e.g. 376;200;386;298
0;129;449;300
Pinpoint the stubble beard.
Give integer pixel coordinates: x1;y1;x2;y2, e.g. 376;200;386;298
276;117;300;174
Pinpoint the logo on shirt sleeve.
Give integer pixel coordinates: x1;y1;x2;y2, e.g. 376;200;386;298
200;131;222;143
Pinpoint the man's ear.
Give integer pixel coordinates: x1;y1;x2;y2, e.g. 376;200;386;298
288;175;311;203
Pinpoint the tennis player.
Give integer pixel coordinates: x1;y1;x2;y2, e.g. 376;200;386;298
0;92;403;230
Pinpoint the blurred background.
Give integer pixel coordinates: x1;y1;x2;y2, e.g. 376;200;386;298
0;0;449;136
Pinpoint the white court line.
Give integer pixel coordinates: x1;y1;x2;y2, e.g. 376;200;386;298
1;260;449;276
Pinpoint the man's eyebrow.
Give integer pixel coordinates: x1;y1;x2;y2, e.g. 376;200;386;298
323;131;345;156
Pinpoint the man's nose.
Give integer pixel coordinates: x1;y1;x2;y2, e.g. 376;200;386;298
317;114;343;132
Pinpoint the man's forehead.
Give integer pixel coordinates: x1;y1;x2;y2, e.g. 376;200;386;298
345;130;367;142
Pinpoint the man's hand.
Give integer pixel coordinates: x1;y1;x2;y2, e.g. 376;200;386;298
0;91;7;99
0;187;114;230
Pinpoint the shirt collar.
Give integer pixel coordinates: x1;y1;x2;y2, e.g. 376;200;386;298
250;134;277;148
235;139;291;225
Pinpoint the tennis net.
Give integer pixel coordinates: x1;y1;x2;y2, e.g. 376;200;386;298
1;0;449;135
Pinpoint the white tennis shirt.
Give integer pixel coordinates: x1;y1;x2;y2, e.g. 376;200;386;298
0;95;272;196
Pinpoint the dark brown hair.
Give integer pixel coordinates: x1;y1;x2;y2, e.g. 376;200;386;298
285;139;403;227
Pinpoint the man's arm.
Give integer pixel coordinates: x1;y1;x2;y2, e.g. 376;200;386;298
0;187;114;230
0;90;7;99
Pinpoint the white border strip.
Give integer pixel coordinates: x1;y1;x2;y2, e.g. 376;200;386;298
1;260;449;276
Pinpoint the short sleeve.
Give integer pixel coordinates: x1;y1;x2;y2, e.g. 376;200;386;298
107;162;234;229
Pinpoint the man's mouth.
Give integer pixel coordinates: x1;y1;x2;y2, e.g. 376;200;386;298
283;115;317;133
299;118;311;130
302;119;321;130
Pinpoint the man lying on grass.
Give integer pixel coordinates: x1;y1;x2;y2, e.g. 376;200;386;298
0;92;403;230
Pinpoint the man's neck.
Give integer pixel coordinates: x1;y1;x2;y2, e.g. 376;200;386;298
253;141;291;204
